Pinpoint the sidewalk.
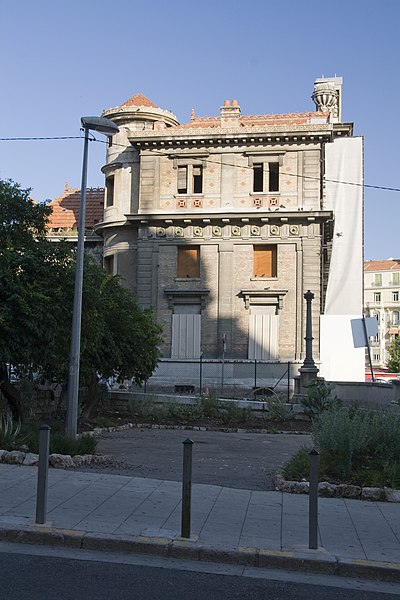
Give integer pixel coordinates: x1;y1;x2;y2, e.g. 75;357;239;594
0;464;399;581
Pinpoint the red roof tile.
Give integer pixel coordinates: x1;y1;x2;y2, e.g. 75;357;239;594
180;111;323;129
121;93;158;108
46;185;104;230
364;259;400;271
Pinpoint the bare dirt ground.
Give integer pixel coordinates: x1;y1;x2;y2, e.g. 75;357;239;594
76;427;311;491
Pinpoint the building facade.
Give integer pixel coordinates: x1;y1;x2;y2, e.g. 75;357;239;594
364;259;400;369
96;78;363;391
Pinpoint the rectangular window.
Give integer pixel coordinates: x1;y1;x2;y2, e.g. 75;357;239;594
193;166;203;194
374;273;382;286
106;175;114;207
393;291;399;302
373;354;380;362
177;246;200;278
392;272;400;285
104;255;114;275
253;164;264;192
248;306;279;360
253;162;279;192
374;292;381;302
177;166;188;194
269;162;279;192
253;245;277;278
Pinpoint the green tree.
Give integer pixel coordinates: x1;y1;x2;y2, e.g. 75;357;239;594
387;338;400;373
0;179;162;420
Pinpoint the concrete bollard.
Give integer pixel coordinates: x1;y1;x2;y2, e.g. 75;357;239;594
181;438;193;538
35;425;51;525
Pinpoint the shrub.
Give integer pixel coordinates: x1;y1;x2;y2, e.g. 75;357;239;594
266;394;293;422
49;433;97;456
301;379;340;420
220;402;255;426
283;447;311;480
200;393;220;418
0;412;22;450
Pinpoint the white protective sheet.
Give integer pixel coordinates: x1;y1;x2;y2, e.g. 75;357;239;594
319;137;364;381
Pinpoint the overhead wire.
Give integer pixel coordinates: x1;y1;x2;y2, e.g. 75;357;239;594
1;133;399;193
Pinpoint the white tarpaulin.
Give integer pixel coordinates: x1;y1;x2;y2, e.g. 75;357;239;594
320;137;364;381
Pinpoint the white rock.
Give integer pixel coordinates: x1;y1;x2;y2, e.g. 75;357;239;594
318;481;337;497
361;487;384;501
0;450;9;462
49;453;74;468
6;451;26;464
384;487;400;502
23;453;39;466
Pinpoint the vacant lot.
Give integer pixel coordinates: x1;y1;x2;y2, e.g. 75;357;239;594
79;427;311;491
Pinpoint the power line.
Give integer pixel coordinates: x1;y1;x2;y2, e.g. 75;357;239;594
0;136;83;141
1;133;399;193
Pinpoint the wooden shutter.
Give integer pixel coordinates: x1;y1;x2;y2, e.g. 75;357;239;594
177;247;200;278
248;311;279;360
171;314;201;358
177;166;188;193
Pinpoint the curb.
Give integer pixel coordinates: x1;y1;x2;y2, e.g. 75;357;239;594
0;523;399;583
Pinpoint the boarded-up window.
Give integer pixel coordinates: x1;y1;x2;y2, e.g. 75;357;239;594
177;166;188;194
171;314;201;358
248;306;279;360
106;175;114;207
253;246;277;277
177;246;200;278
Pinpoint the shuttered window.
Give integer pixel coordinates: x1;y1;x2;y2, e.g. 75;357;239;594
248;306;279;360
253;246;277;277
177;246;200;278
177;166;188;194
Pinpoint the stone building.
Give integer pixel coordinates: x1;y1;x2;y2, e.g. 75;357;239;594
96;78;364;391
364;259;400;369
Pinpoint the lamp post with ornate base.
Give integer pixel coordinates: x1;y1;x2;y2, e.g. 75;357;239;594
292;290;319;402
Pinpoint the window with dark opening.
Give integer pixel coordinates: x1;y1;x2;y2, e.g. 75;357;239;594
253;164;263;192
177;246;200;278
269;162;279;192
253;245;277;277
104;255;114;275
193;165;203;194
106;175;115;207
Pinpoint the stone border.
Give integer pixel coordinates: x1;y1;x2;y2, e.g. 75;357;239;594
274;474;400;503
0;449;113;469
80;421;310;437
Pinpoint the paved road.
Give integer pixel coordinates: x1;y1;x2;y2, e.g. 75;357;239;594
81;427;311;490
0;543;398;599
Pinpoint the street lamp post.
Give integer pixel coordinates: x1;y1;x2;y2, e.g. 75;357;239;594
66;116;119;437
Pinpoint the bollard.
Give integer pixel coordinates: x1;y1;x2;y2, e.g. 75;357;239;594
36;425;51;525
181;438;193;538
308;448;319;549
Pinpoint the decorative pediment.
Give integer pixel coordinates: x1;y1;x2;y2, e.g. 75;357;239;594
164;288;209;309
240;288;288;310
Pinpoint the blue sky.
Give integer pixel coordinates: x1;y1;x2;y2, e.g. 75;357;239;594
1;0;399;260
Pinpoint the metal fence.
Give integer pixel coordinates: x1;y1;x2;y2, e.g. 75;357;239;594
144;359;294;400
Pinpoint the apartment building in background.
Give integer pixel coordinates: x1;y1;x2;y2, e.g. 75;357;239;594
364;259;400;369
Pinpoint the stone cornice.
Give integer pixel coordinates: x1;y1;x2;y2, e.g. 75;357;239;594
124;210;333;224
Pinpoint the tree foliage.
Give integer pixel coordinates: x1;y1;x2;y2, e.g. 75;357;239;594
387;337;400;373
0;179;162;419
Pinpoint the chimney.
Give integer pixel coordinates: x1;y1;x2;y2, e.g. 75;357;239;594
220;99;241;128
